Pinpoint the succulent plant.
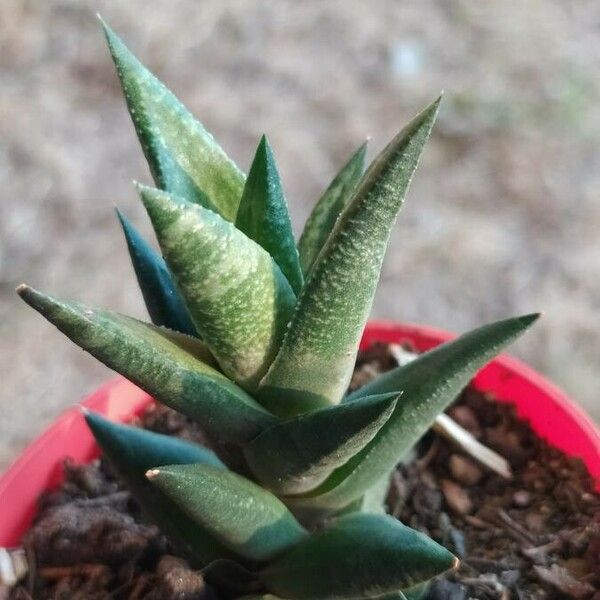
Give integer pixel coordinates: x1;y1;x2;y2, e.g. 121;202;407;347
17;20;540;600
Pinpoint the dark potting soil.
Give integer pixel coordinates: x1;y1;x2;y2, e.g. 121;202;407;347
7;344;600;599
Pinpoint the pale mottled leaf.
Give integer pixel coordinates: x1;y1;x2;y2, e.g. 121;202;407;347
259;98;441;414
298;142;367;275
85;412;232;566
244;393;397;494
116;208;197;337
102;20;244;220
236;135;303;294
139;185;296;391
148;464;307;561
17;285;276;444
292;314;540;510
261;513;456;600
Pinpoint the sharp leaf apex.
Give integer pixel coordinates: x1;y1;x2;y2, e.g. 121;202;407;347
15;283;30;296
520;312;542;325
146;468;161;480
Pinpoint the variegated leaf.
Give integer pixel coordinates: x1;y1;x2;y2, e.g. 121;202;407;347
298;142;367;275
244;393;398;494
261;513;456;600
17;285;276;444
102;20;245;220
85;412;232;566
291;314;539;510
259;98;441;414
148;464;307;561
139;185;296;391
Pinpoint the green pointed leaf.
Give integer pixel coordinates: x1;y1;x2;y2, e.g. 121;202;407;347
102;20;245;220
139;185;296;391
298;142;367;275
261;513;457;600
244;393;398;495
17;285;276;443
148;464;307;561
84;411;232;566
293;314;540;510
116;208;197;337
236;135;304;295
259;98;441;414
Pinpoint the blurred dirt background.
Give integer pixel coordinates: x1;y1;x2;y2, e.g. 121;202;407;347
1;1;599;468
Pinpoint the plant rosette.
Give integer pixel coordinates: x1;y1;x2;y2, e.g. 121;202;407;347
3;18;600;600
2;323;599;598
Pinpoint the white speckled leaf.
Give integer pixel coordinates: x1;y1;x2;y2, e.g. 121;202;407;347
102;21;245;221
259;99;441;415
85;412;233;567
244;392;398;495
260;513;456;599
139;185;296;392
18;286;276;444
290;314;539;511
236;136;304;295
298;142;367;276
148;464;307;561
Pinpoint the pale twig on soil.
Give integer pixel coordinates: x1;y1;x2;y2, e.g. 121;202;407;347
389;344;513;479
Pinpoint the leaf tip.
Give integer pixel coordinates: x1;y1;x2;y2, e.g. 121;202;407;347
519;312;542;327
146;468;161;481
15;283;29;297
16;284;46;310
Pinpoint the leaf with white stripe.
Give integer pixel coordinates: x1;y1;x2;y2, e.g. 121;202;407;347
298;142;367;275
139;185;296;391
259;98;441;415
102;20;245;220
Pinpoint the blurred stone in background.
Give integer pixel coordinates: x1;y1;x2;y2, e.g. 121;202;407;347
1;1;599;468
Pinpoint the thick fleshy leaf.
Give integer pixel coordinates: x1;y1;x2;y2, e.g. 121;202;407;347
116;209;197;337
259;98;441;414
84;412;232;566
236;136;303;295
292;314;540;510
17;286;276;443
102;20;245;220
147;464;307;561
244;393;398;494
261;513;457;600
139;185;296;391
298;143;367;275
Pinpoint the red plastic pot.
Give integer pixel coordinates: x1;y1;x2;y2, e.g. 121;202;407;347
2;321;599;547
